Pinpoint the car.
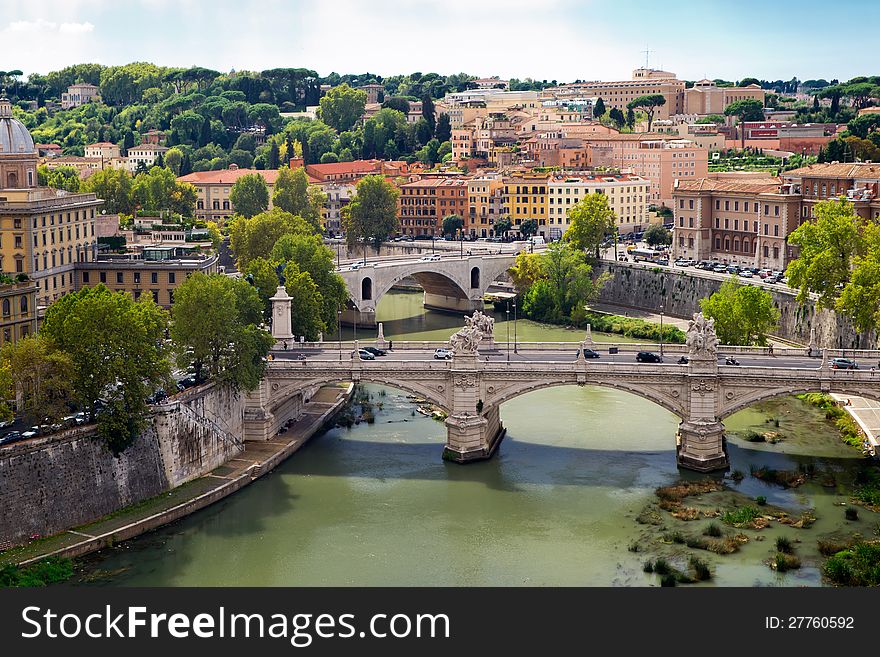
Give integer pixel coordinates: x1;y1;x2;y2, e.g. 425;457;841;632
656;259;669;266
349;262;362;270
580;348;600;359
434;348;453;360
357;349;375;360
0;431;23;446
636;351;663;363
0;419;13;429
739;270;753;278
21;430;38;440
362;347;386;357
830;357;858;370
419;254;442;261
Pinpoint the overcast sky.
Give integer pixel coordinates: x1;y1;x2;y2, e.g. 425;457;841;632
2;0;876;82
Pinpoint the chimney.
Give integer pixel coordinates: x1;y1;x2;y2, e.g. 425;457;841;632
289;158;304;170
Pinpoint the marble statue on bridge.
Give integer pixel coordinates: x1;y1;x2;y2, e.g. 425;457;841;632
686;312;719;358
465;310;495;337
449;325;482;355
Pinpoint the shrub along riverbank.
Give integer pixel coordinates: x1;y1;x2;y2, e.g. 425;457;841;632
574;311;685;343
798;393;865;449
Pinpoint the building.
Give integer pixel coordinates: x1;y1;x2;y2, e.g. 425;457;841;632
545;69;686;120
74;248;220;308
783;162;880;221
502;174;550;237
547;174;651;238
473;77;510;90
126;143;169;172
41;155;103;176
0;97;102;308
358;84;385;104
466;175;505;237
178;164;322;223
587;134;709;206
397;178;469;236
85;141;121;161
322;181;356;235
35;143;62;158
684;80;766;115
0;279;37;346
61;83;101;110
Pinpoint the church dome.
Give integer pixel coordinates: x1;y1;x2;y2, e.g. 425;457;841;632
0;97;36;156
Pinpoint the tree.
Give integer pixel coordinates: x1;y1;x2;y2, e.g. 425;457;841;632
627;94;666;132
318;83;367;132
442;214;464;237
38;165;81;192
626;108;636;130
270;232;348;331
608;108;625;128
738;77;761;87
786;198;864;309
0;335;73;425
837;225;880;335
644;224;672;247
494;216;512;238
564;193;616;258
41;285;171;452
519;218;539;238
700;277;779;345
229;208;316;269
82;168;135;215
132;166;197;216
521;243;607;323
593;97;606;118
435;112;452;143
172;273;272;390
382;97;411;114
268;141;281;169
272;166;326;231
164;147;183;175
230;173;270;219
421;94;436;134
509;250;545;291
280;264;325;340
725;98;765;147
342;174;400;250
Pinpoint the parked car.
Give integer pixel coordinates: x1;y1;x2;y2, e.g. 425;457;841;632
580;348;601;359
434;348;453;360
739;270;753;278
358;349;376;360
419;254;442;261
636;351;663;363
362;347;386;357
830;357;858;370
0;431;23;446
0;419;13;429
349;262;362;270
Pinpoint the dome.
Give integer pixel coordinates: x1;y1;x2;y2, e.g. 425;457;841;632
0;98;35;156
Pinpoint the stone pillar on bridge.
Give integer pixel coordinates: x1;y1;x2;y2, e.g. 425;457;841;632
270;285;294;342
443;325;505;462
677;313;729;472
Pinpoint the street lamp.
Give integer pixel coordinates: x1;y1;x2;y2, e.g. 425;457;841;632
506;304;510;362
659;303;664;358
513;299;518;353
459;227;464;259
337;309;342;361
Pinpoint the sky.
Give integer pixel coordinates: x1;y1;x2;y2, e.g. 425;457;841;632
1;0;877;83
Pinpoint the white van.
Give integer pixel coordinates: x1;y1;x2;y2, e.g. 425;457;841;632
528;235;546;246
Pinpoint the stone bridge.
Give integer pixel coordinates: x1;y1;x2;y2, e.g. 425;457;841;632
336;254;514;326
245;313;880;471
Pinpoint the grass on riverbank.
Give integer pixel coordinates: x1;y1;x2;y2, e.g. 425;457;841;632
0;558;73;587
575;311;686;344
797;393;865;449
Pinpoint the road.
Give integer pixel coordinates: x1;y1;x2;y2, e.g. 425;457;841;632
270;346;836;370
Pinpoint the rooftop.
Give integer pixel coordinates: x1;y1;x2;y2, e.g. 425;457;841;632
177;167;321;186
782;162;880;180
675;178;781;194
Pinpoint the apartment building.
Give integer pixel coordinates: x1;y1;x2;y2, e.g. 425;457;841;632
74;248;219;308
127;143;169;172
782;162;880;221
547;174;651;239
84;141;121;161
466;176;505;237
397;178;468;236
323;181;356;235
0;279;38;346
502;174;550;236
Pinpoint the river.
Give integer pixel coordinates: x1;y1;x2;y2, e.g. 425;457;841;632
77;291;877;586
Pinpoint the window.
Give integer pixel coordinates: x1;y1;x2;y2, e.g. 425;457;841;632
151;290;159;303
82;272;90;283
116;272;124;284
763;245;769;257
715;200;720;210
689;200;694;210
725;201;729;210
1;299;9;316
774;225;779;237
168;289;174;305
774;205;779;216
100;271;106;283
168;272;176;284
151;272;158;284
734;201;739;211
689;217;693;228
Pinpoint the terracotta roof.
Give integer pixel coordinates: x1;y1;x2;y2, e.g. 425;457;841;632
400;178;468;188
86;141;117;147
675;178;781;194
177;168;321;186
782;162;880;180
304;159;384;176
128;143;169;152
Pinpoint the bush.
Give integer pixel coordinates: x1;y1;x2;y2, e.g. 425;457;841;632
0;558;74;587
823;542;880;586
743;430;766;442
660;574;677;587
773;552;801;572
689;556;712;581
652;558;672;576
703;523;723;537
722;506;761;526
573;311;686;343
756;495;767;506
776;536;793;553
845;506;859;521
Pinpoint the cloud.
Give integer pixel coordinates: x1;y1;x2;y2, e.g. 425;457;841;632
59;21;95;34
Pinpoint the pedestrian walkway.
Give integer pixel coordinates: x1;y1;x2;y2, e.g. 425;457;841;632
0;383;353;567
831;393;880;457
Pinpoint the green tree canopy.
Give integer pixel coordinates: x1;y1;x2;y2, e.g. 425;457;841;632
229;207;316;269
41;285;171;452
0;335;73;425
627;94;666;131
272;166;326;232
230;172;270;219
519;218;539;238
564;193;616;257
644;224;672;247
342;174;400;250
171;273;272;388
521;242;608;324
724;98;765;122
494;216;512;237
700;276;780;346
81;168;135;215
442;214;464;237
318;83;367;132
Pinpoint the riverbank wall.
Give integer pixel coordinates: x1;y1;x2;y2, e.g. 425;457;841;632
596;262;875;349
0;383;244;550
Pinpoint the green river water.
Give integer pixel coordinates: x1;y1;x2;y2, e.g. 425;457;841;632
77;291;878;586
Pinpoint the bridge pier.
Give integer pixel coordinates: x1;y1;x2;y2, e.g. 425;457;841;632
676;420;728;472
443;405;505;462
423;292;484;314
340;307;377;329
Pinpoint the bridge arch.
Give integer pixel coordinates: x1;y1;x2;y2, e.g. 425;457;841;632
719;384;880;421
486;377;688;420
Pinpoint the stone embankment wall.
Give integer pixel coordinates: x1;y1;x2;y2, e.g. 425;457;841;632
0;383;243;549
596;263;875;349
